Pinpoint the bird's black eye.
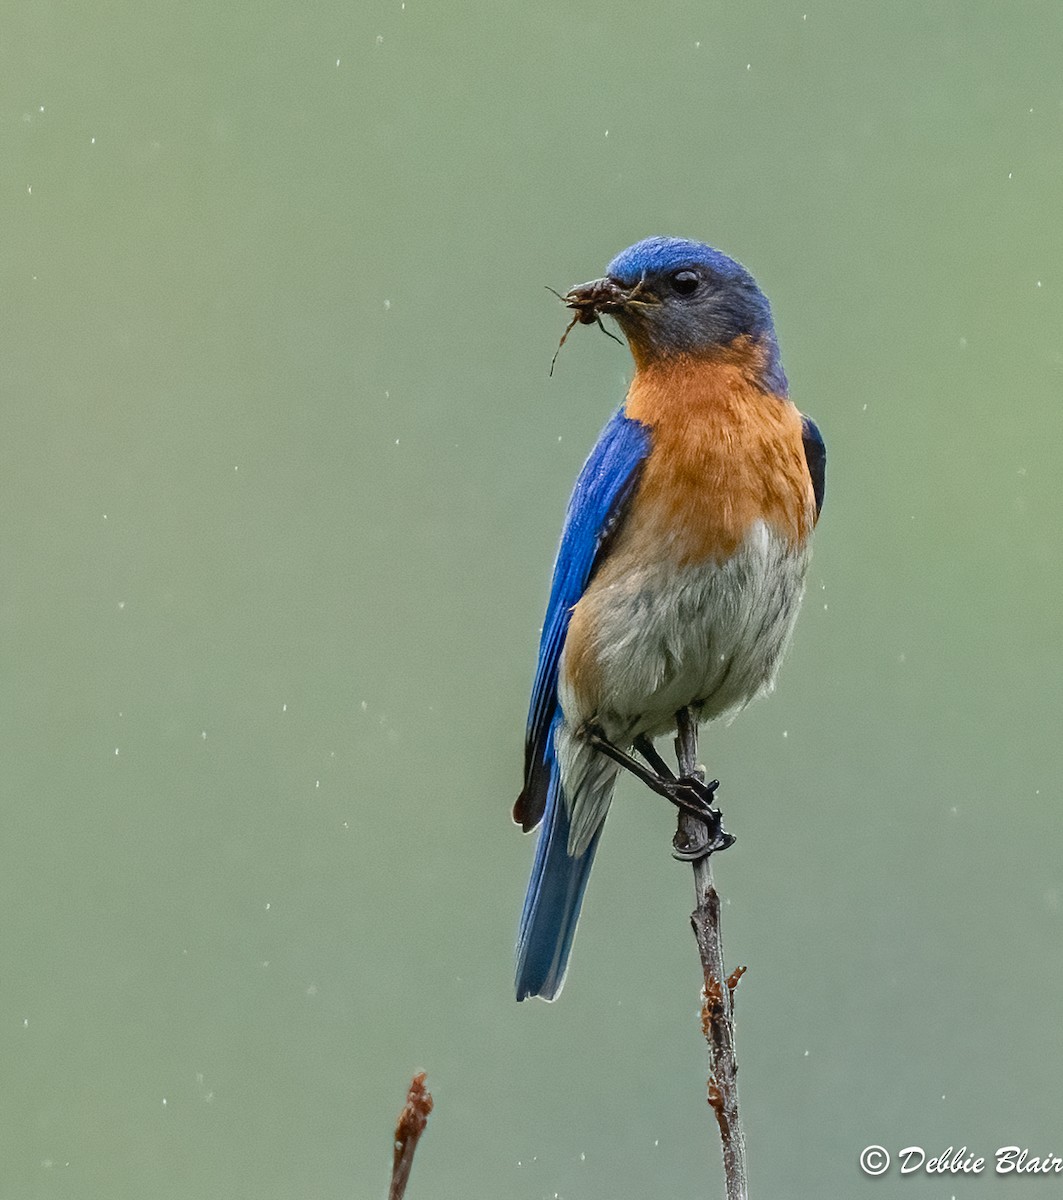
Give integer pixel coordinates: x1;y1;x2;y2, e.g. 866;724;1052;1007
670;270;699;296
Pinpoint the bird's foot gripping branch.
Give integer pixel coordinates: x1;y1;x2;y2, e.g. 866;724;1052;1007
580;724;735;859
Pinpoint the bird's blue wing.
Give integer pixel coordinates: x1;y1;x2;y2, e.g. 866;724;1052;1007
514;406;651;832
801;414;826;517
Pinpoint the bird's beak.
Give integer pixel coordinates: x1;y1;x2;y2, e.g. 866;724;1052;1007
561;275;658;325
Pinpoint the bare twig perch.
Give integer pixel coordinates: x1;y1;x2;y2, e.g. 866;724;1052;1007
388;1073;433;1200
675;710;749;1200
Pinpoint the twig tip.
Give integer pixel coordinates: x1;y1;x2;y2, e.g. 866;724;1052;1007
726;965;747;994
389;1073;433;1200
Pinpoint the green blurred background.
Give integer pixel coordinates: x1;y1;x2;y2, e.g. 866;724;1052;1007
2;1;1062;1197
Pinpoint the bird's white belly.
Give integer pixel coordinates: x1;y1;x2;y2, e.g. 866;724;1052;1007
560;519;811;740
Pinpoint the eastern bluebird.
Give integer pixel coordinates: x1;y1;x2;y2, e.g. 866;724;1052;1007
514;236;825;1001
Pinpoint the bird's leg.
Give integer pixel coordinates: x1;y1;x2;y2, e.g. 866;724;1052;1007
638;727;728;844
580;726;723;825
633;734;675;780
672;708;735;861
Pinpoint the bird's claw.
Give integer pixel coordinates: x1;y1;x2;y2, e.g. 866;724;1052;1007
671;808;736;861
581;725;735;859
665;774;720;819
667;774;735;860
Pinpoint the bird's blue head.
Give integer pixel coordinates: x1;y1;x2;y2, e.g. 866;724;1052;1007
561;236;786;394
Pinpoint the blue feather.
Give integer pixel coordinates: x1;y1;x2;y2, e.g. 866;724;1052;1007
801;414;826;515
515;724;603;1000
514;407;650;1000
515;406;651;833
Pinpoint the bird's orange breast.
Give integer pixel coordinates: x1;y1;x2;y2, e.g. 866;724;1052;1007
621;341;816;565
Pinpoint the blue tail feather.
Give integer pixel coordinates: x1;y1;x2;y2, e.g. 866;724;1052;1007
515;763;601;1002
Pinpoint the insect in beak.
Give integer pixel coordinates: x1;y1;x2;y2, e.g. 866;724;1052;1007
546;276;653;375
